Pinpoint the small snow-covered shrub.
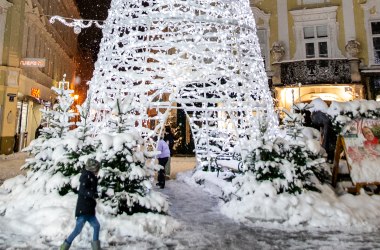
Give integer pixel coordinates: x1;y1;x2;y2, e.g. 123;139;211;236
95;132;168;215
225;136;330;201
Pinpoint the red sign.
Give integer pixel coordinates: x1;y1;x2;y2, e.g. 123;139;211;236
20;58;46;68
31;88;41;99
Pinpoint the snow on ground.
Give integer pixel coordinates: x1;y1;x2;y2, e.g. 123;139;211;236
163;171;380;249
0;152;28;185
2;154;380;249
0;173;180;249
189;170;380;231
0;153;181;249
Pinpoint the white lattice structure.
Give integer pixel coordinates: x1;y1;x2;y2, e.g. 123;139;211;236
88;0;278;166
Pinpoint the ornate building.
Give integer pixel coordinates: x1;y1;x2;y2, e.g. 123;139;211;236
250;0;379;110
0;0;86;154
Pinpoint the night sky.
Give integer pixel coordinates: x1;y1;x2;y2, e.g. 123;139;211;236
75;0;111;61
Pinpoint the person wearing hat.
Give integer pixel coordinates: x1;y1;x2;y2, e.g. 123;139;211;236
60;159;101;250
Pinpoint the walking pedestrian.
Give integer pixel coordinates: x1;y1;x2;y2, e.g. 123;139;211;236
164;126;175;178
60;159;101;250
155;136;170;189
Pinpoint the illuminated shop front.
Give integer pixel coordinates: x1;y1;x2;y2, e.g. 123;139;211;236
15;75;53;151
274;84;364;110
271;57;364;110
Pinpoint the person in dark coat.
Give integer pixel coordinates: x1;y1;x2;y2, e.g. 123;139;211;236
311;110;336;163
35;124;43;139
60;159;101;250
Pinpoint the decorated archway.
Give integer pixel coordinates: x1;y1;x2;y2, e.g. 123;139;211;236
87;0;278;167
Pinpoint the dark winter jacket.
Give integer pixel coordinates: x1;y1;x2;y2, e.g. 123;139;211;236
311;111;337;161
75;169;98;217
35;124;43;139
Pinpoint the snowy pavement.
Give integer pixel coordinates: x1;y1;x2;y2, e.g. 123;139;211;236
0;152;27;185
2;155;380;249
154;174;380;250
59;174;380;249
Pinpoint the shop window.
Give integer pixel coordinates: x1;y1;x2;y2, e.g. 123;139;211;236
371;21;380;65
303;25;329;58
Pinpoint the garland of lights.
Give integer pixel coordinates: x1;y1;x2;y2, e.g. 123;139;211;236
49;15;104;34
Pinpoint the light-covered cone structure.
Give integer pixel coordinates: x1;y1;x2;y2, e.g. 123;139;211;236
88;0;278;166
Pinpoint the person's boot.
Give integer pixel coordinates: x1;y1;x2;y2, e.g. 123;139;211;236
60;240;70;250
91;240;101;250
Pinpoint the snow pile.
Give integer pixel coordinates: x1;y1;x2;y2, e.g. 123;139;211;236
0;174;180;248
349;157;380;183
185;122;380;230
221;180;380;229
309;98;329;113
184;170;380;230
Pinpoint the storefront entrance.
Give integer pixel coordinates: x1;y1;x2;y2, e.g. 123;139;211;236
274;84;364;110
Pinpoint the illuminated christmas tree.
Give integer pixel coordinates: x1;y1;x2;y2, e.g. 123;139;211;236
88;0;278;167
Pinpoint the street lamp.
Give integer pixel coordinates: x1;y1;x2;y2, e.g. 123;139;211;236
58;74;70;90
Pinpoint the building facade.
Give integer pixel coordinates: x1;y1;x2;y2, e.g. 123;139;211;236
250;0;380;110
0;0;84;154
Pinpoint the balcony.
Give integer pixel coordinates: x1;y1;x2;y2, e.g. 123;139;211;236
273;58;354;85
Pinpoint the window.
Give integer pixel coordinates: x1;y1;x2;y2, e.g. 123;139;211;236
362;0;380;65
371;21;380;64
290;6;342;59
303;25;329;58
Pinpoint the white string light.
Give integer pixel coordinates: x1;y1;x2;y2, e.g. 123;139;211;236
88;0;279;166
49;15;104;34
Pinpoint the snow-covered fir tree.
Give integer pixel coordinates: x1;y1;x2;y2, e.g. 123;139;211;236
93;95;168;215
54;95;97;195
224;107;330;201
23;79;75;173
